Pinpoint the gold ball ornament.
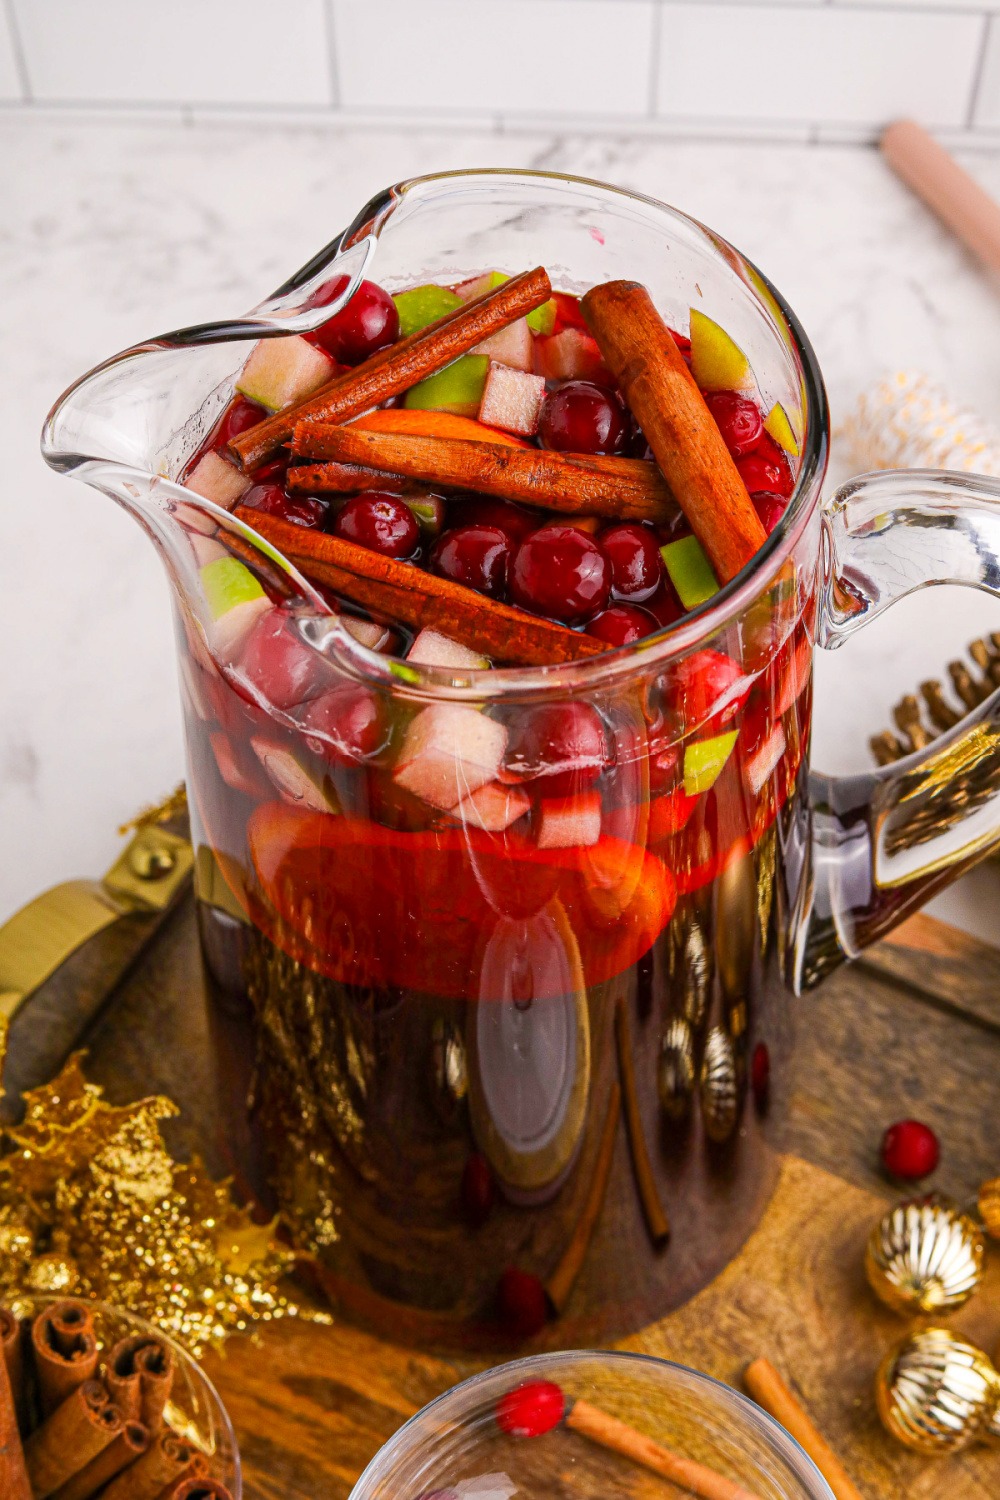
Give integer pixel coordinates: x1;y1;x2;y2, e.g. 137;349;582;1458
876;1327;1000;1454
699;1025;738;1143
978;1175;1000;1239
865;1194;985;1315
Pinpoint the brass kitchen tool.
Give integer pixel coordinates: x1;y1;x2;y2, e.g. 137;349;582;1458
871;634;1000;765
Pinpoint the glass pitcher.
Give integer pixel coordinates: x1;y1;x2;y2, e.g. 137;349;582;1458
42;170;1000;1351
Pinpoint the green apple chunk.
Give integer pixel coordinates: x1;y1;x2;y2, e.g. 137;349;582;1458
201;556;265;619
393;284;464;338
236;334;334;413
684;731;738;796
689;309;753;393
404;355;489;417
526;299;557;336
660;536;719;611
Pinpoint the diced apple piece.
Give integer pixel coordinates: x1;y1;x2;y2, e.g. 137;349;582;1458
478;362;546;437
764;401;801;457
689;310;753;393
393;284;464;338
394;704;507;811
683;731;738;796
211;730;265;796
455;270;508;302
745;724;786;795
536;791;602;849
452;781;531;832
660;536;719;611
178;654;213;723
404;355;489;418
251;738;338;812
408;629;490;671
236;335;335;413
184;450;251;509
200;556;272;659
536;328;608;383
189;533;227;569
403;494;446;535
475;318;534;372
526;299;557;336
342;615;392;652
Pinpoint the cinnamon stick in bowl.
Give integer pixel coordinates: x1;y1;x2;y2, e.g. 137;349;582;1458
49;1420;150;1500
106;1334;174;1433
24;1381;123;1498
581;281;767;583
31;1301;99;1415
0;1331;30;1500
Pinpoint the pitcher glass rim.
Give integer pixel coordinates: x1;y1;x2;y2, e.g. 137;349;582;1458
41;167;829;700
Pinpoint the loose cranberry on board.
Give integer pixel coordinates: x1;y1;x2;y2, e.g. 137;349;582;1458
460;1152;496;1227
306;276;399;364
331;493;419;559
496;1267;548;1337
751;1042;770;1110
495;1380;566;1437
881;1120;940;1180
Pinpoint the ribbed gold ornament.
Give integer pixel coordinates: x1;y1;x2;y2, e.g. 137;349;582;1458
876;1327;1000;1454
865;1195;985;1314
699;1025;738;1143
978;1175;1000;1239
657;1016;695;1120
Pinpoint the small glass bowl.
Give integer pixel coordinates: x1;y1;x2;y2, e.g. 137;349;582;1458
14;1296;241;1497
349;1351;834;1500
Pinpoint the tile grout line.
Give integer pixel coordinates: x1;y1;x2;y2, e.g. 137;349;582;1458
2;0;31;104
965;11;992;129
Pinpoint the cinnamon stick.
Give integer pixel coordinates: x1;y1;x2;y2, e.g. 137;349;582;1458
49;1421;150;1500
98;1430;205;1500
581;281;767;583
289;428;676;523
0;1325;30;1500
614;998;669;1246
230;267;552;471
545;1083;621;1315
234;507;609;666
288;458;405;495
31;1301;100;1416
0;1308;26;1429
743;1359;864;1500
566;1398;762;1500
24;1381;123;1499
106;1335;174;1433
162;1480;234;1500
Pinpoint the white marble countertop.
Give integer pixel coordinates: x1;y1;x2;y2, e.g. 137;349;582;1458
4;117;1000;942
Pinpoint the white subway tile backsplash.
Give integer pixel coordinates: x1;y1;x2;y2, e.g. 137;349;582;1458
0;5;24;99
333;0;656;117
13;0;333;107
973;15;1000;126
656;4;983;128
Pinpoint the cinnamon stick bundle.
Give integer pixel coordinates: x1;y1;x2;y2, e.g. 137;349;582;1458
98;1430;206;1500
230;267;552;472
289;428;676;523
49;1420;150;1500
106;1335;174;1433
164;1480;234;1500
581;281;767;583
31;1301;100;1416
24;1381;122;1499
0;1330;30;1500
234;506;609;666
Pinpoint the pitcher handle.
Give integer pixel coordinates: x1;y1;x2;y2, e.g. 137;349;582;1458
794;467;1000;989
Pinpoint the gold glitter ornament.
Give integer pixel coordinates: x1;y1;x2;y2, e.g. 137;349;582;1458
978;1175;1000;1239
876;1327;1000;1454
865;1195;985;1315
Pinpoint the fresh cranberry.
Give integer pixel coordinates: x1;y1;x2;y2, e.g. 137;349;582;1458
751;1042;770;1110
430;525;511;598
242;482;328;529
669;328;692;361
510;526;610;623
495;1380;565;1437
301;684;385;765
249;457;288;485
505;701;608;797
215;396;266;449
752;490;788;536
331;493;419;558
240;614;318;712
451;496;537;546
667;649;748;732
704;391;764;458
461;1152;495;1227
737;447;793;500
306;276;399;364
881;1120;940;1180
538;381;629;456
644;584;684;630
599;523;663;601
496;1267;548;1338
587;604;657;646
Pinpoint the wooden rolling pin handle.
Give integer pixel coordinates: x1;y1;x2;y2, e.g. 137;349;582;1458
882;119;1000;278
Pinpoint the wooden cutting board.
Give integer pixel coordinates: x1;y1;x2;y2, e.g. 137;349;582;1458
16;894;1000;1498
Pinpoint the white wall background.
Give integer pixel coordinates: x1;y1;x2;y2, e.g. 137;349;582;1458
2;0;1000;146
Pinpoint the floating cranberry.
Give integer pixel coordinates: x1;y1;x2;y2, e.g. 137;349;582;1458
505;701;608;801
644;584;684;630
452;496;537;546
249;457;289;485
431;524;511;598
240;614;318;712
667;648;749;732
215;396;266;449
751;1042;770;1110
881;1119;940;1180
461;1152;495;1227
704;391;764;458
332;493;419;558
497;1267;548;1339
669;328;692;361
510;526;610;623
751;490;787;536
306;276;399;364
242;482;328;529
737;442;793;500
599;523;663;601
538;381;629;456
301;683;385;765
495;1380;565;1437
587;604;657;646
